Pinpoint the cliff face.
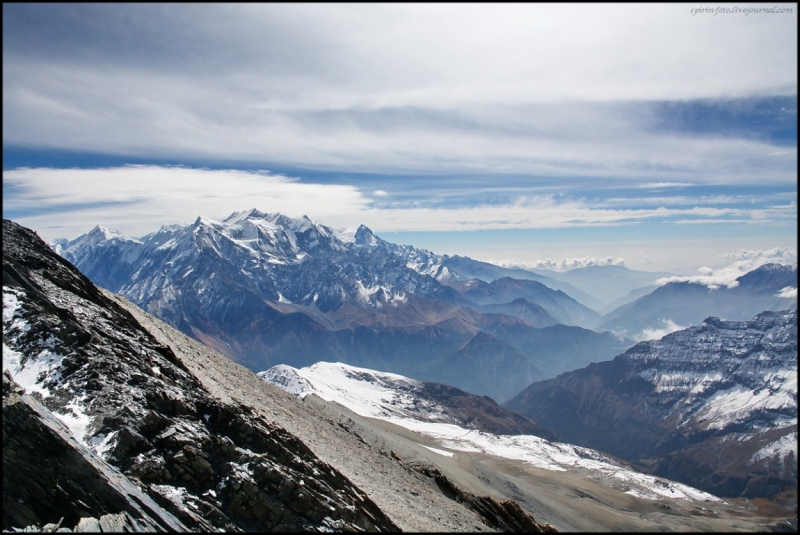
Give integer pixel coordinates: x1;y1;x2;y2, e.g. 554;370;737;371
506;310;798;500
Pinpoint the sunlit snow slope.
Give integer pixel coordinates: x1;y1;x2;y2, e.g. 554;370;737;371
262;362;724;504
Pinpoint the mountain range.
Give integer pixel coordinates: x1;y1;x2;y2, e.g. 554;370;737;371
51;209;632;401
506;309;798;503
3;217;554;532
5;217;796;531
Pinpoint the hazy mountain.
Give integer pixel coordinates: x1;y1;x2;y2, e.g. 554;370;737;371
506;310;798;502
598;264;797;340
4;218;555;532
51;210;633;400
448;277;601;328
598;284;658;315
534;265;676;307
438;255;604;310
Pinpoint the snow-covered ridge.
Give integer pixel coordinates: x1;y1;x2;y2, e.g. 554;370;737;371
51;209;453;312
262;361;723;504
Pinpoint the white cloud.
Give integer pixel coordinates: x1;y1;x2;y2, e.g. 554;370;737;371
374;190;389;197
488;256;625;272
777;286;797;299
3;166;798;242
2;166;370;240
636;319;687;342
655;247;798;289
2;4;797;180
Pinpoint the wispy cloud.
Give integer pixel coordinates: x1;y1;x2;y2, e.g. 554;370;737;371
3;166;797;241
635;319;687;342
488;256;625;272
655;247;798;289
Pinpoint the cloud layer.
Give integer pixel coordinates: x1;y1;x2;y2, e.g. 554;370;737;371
4;166;797;242
655;247;798;289
488;257;626;272
3;4;797;180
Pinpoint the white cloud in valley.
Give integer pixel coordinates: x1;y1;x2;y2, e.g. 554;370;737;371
655;248;798;289
636;319;688;342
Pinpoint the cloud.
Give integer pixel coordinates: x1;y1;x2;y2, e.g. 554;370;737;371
3;166;798;242
635;319;687;342
2;5;797;180
488;256;625;272
777;286;797;299
373;190;389;197
654;247;798;289
2;166;370;239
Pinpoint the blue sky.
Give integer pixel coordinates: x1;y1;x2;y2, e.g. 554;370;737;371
2;4;797;274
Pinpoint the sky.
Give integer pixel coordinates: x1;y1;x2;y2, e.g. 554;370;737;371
2;3;797;275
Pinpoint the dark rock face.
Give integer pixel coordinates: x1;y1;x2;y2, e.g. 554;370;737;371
3;219;398;532
49;210;633;400
410;465;557;533
3;371;187;532
505;310;798;500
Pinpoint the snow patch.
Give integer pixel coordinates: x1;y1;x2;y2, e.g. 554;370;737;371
420;444;454;457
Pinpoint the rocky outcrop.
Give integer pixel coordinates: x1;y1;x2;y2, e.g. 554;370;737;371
410;465;557;533
3;371;187;532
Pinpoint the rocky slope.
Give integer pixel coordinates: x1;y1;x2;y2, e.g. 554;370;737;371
50;209;632;401
506;310;798;501
3;219;400;532
4;218;559;532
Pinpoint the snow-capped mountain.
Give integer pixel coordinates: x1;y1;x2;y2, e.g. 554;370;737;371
51;209;633;400
6;218;792;532
3;218;401;532
506;309;798;501
599;263;798;340
4;218;557;532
